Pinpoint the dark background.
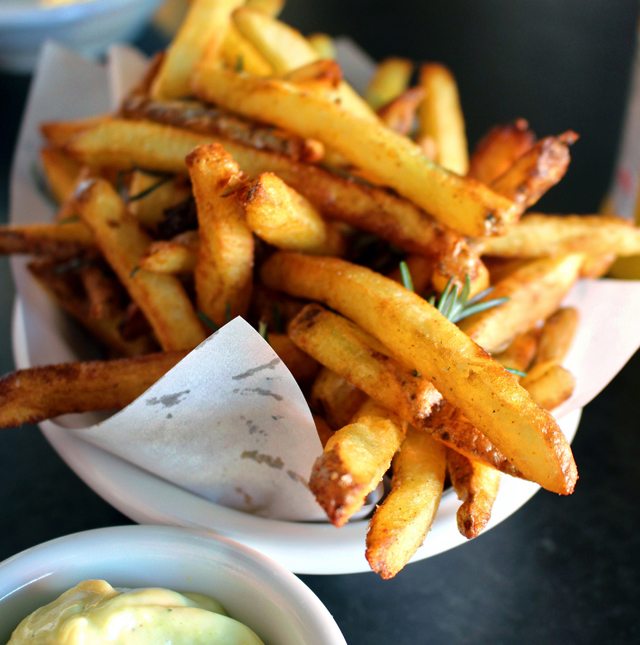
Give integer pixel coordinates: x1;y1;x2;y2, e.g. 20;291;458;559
1;1;639;643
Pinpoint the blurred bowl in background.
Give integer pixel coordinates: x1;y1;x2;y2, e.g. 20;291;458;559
0;0;165;73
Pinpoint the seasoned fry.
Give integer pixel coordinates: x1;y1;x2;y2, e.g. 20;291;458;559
366;428;446;579
0;222;95;258
480;213;640;258
493;328;539;377
311;399;407;527
521;362;576;412
238;173;346;255
365;57;413;111
151;0;244;99
307;33;336;60
579;253;616;278
447;448;501;539
41;114;112;147
220;24;273;76
417;63;468;175
468;120;535;185
192;64;518;237
490;132;578;209
138;231;199;274
0;351;187;428
40;148;82;205
262;253;577;494
186;144;254;326
377;87;425;136
310;368;368;431
280;59;343;97
534;307;579;366
266;332;320;383
460;254;584;353
245;0;284;16
74;179;206;351
232;7;377;122
78;265;121;319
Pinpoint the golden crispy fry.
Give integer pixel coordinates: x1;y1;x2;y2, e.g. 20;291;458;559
121;96;324;164
447;448;501;539
493;328;539;377
481;214;640;258
41;115;112;147
535;307;579;366
280;59;342;97
28;259;157;358
417;63;468;175
377;87;425;136
232;7;377;122
78;265;121;320
245;0;284;16
366;428;446;579
490;132;578;210
186;144;254;327
138;231;199;274
310;368;368;431
0;351;187;428
311;399;407;527
64;120;481;280
431;245;490;297
365;57;413;111
468;119;535;185
40;148;82;205
220;24;273;76
289;304;443;425
307;33;336;60
74;179;206;351
127;171;191;229
0;222;95;258
266;332;320;383
192;64;517;237
580;253;616;278
239;173;346;255
521;362;576;412
151;0;244;99
483;256;530;285
312;413;334;448
262;253;577;494
460;254;584;353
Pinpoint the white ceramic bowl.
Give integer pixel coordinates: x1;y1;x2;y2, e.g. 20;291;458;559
0;525;346;645
0;0;164;72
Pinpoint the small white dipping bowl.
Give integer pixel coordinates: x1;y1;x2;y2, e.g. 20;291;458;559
0;525;346;645
0;0;164;72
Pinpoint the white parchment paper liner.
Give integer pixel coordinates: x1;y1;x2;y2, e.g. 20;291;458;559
9;40;640;523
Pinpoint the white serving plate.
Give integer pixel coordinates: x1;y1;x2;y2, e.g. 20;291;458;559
12;297;582;575
0;525;346;644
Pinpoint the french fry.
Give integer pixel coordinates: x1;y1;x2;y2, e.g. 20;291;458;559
468;120;535;185
493;328;539;377
262;252;577;494
417;63;469;176
480;214;640;258
28;259;157;358
365;428;446;579
266;333;321;383
365;57;413;111
78;265;122;320
41;114;112;147
0;222;95;258
311;398;407;527
447;448;501;539
490;132;578;209
232;7;377;122
280;59;342;97
40;148;82;205
307;33;336;60
186;144;254;327
534;307;579;366
74;179;206;351
220;24;274;76
245;0;284;16
521;362;576;412
288;304;521;477
151;0;244;99
238;173;346;255
310;368;368;431
459;254;584;353
377;87;425;136
313;413;334;448
192;64;518;237
387;254;433;295
580;253;616;278
0;351;187;428
138;231;199;274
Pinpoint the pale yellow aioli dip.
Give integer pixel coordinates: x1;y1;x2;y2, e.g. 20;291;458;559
8;579;265;645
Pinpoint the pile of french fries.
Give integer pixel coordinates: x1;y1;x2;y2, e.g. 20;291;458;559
3;0;640;578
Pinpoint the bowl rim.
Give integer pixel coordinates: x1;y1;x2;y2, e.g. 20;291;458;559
0;524;347;645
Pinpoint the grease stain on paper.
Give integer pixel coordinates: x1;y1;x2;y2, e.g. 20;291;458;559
232;358;280;380
241;450;284;469
146;390;191;408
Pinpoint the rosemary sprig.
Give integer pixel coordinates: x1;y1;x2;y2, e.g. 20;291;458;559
128;175;172;202
197;311;219;332
225;301;232;323
505;368;527;377
258;320;269;342
399;260;414;292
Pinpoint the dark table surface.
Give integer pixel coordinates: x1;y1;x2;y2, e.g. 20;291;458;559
1;3;640;643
